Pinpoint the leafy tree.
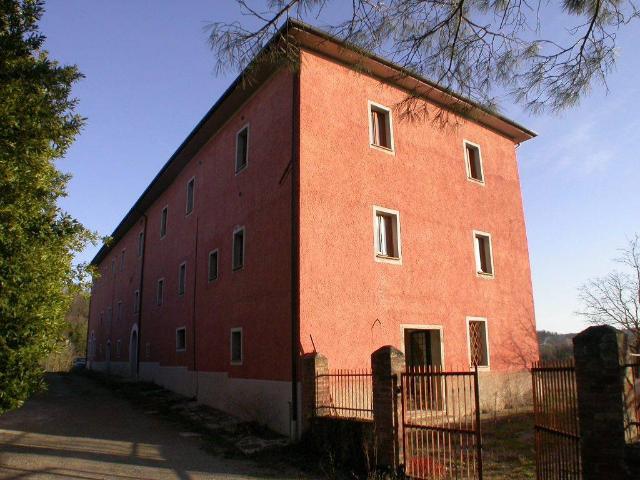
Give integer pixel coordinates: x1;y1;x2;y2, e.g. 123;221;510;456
578;235;640;352
208;0;638;114
0;0;95;411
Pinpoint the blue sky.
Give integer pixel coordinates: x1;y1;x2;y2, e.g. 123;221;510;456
40;2;639;333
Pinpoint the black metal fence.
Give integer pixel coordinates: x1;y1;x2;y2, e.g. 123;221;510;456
531;359;581;479
400;365;482;480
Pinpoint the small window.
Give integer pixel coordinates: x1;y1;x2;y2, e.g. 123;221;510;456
138;232;144;257
369;102;393;150
133;290;140;313
373;207;401;262
235;125;249;173
116;339;122;358
176;327;186;352
464;142;484;182
468;318;490;368
117;301;123;323
232;228;245;271
185;177;195;214
178;262;186;295
208;250;219;282
473;232;494;276
160;206;168;238
156;278;164;306
230;328;243;365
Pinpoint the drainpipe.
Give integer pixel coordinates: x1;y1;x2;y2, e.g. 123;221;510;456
136;214;148;377
191;216;200;398
290;69;301;441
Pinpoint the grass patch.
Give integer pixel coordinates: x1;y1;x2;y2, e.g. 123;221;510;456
482;412;535;479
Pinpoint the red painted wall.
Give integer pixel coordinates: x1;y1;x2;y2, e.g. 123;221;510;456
297;50;538;372
89;69;294;381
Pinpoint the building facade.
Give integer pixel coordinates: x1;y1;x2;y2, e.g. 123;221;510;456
87;21;538;437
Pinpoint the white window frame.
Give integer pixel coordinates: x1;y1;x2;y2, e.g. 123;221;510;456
230;327;243;365
156;278;164;306
178;262;186;295
235;124;250;174
232;227;245;271
372;206;402;265
208;249;219;282
473;230;495;278
463;140;485;184
185;176;195;215
368;101;395;154
175;327;186;352
466;317;491;370
160;205;168;238
399;324;446;368
133;290;140;313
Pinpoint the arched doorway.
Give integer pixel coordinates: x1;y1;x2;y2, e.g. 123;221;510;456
129;325;138;378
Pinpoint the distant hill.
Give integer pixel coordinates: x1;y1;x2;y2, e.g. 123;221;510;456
43;293;89;372
537;330;576;361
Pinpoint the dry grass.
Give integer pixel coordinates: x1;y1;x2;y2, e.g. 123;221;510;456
482;412;536;479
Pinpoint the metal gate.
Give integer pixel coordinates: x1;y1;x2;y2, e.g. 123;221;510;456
400;366;482;479
531;360;581;479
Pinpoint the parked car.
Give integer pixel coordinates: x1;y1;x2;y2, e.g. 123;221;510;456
72;357;87;370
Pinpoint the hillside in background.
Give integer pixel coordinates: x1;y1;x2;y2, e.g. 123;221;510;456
537;330;576;361
44;293;89;372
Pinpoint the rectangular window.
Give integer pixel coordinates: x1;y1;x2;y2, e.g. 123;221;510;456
120;250;125;271
464;141;484;182
185;177;195;214
178;262;186;295
160;206;168;238
235;125;249;173
473;232;494;276
230;328;243;365
176;327;186;352
232;228;245;271
138;232;144;257
208;250;218;282
373;207;401;262
133;290;140;313
467;318;490;368
369;102;393;150
156;278;164;306
117;301;122;323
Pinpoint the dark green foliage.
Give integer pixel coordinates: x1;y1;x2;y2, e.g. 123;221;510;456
0;0;95;411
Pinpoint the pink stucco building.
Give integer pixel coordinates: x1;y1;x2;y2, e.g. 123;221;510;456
87;20;538;437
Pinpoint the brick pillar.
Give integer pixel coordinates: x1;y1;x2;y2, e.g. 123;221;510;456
371;346;404;471
573;325;631;479
301;353;328;434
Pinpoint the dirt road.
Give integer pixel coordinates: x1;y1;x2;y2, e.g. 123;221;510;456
0;373;309;479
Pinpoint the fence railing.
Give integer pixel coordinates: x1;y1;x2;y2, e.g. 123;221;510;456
400;365;482;480
315;368;373;421
531;359;581;480
623;360;640;443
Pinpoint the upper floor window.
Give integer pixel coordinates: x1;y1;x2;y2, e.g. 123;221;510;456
232;228;245;271
473;231;494;276
235;125;249;173
208;250;219;282
185;177;195;215
160;206;168;238
178;262;186;295
138;232;144;257
373;206;401;263
467;318;490;368
369;102;394;151
464;141;484;183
